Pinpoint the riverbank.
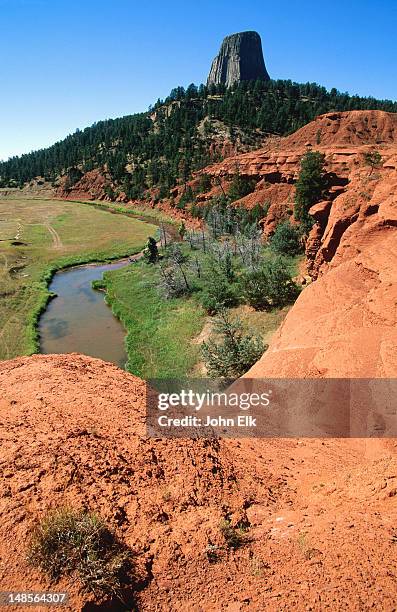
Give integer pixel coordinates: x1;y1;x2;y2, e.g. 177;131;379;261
0;197;158;359
100;241;300;379
102;260;206;378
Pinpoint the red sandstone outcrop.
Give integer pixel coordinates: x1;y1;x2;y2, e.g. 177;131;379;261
194;110;397;239
56;169;108;201
246;169;397;378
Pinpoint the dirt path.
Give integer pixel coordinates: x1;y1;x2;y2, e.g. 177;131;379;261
44;224;63;249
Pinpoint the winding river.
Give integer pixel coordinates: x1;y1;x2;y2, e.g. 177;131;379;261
39;215;178;368
39;259;130;368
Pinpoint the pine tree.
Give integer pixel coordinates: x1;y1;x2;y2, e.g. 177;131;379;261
201;310;266;378
294;151;326;229
144;237;158;264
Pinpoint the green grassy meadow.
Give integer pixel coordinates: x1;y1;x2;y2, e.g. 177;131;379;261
0;197;157;359
102;260;206;379
101;243;300;379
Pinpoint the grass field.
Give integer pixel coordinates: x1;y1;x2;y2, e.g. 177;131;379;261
72;199;179;226
0;197;157;360
102;261;206;379
101;245;299;379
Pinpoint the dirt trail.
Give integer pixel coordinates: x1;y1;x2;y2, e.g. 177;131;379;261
44;224;63;249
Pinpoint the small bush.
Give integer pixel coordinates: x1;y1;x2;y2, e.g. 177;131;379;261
364;150;382;172
201;310;266;378
205;543;219;563
91;279;106;291
219;520;246;550
199;266;239;314
241;256;300;311
27;508;131;597
269;221;303;256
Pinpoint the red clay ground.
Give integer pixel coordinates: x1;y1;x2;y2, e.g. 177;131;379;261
1;355;397;610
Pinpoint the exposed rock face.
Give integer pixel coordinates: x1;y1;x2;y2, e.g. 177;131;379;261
194;110;397;233
56;169;108;201
207;31;270;88
187;110;397;378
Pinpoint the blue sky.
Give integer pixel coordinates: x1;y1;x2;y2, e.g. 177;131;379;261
1;0;396;160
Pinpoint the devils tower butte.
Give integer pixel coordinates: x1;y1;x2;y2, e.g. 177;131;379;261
207;31;270;88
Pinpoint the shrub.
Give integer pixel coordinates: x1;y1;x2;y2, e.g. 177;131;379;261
199;265;239;314
92;279;106;291
201;309;266;378
205;543;219;563
364;150;382;173
219;519;247;549
269;221;303;256
241;256;300;311
228;172;256;202
27;508;131;597
178;221;187;240
295;150;326;229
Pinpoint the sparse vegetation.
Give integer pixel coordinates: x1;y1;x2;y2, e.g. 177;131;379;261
202;309;266;378
219;519;247;550
27;508;131;597
205;543;219;563
364;150;383;174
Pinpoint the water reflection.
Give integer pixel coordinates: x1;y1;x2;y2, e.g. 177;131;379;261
39;260;129;368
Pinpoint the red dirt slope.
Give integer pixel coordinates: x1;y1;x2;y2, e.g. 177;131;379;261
282;110;397;147
248;177;397;377
2;355;397;610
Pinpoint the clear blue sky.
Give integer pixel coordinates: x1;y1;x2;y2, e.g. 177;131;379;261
1;0;396;161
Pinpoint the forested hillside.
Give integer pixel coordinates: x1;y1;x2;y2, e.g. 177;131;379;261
1;79;396;197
